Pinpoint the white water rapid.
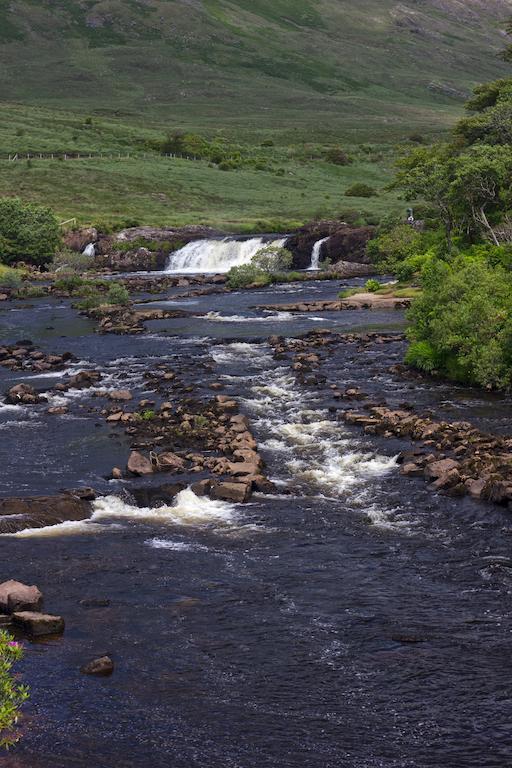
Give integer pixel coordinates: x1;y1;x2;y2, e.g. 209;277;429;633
166;237;287;274
308;237;330;271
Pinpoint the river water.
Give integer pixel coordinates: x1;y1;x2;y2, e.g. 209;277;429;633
2;278;512;767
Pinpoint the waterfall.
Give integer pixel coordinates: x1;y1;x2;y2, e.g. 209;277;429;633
308;237;330;271
82;243;96;257
166;237;287;274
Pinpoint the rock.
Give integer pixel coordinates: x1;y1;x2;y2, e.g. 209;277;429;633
64;370;102;390
424;459;459;481
466;477;486;499
111;467;123;479
430;468;461;491
127;451;153;476
0;493;92;534
211;481;252;503
47;405;69;415
156;452;186;472
0;580;43;614
5;383;42;405
108;389;132;401
190;479;211;497
401;462;425;478
80;656;114;676
79;598;111;608
13;611;64;637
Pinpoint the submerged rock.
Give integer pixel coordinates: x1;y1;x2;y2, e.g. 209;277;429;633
81;656;114;676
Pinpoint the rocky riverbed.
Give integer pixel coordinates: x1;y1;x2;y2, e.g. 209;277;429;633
1;274;512;768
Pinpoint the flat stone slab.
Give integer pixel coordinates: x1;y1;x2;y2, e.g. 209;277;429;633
13;611;65;637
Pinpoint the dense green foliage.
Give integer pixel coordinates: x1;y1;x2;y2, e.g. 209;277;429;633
0;198;60;266
406;258;512;389
0;632;29;749
392;68;512;390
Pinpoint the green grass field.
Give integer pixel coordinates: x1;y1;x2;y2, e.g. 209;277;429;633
0;1;509;228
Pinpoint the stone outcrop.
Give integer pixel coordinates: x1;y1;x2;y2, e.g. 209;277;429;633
285;221;376;270
256;293;411;313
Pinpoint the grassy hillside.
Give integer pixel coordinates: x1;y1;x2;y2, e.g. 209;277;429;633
0;0;510;228
0;0;510;137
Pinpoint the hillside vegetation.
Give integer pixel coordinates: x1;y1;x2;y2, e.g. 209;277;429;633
0;1;510;228
0;0;511;137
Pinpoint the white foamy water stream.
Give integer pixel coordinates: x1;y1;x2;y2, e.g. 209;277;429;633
166;237;287;273
5;488;240;538
212;342;401;529
308;236;330;270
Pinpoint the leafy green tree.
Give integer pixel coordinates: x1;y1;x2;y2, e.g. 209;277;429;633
0;198;60;266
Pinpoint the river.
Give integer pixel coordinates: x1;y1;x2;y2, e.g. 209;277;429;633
1;276;512;767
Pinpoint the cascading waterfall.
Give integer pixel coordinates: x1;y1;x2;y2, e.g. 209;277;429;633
166;237;287;274
308;237;330;271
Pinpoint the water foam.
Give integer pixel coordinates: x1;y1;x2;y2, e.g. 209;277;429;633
166;237;287;274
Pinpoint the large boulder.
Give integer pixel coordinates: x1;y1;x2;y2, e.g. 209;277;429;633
0;493;92;534
211;481;252;503
127;451;153;476
285;221;376;270
0;580;43;614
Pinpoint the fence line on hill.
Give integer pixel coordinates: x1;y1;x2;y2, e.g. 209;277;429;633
0;152;204;162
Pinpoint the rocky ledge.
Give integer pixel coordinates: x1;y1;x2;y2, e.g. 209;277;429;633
257;292;411;313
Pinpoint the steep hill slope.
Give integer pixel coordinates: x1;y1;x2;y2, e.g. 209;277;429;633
0;0;511;135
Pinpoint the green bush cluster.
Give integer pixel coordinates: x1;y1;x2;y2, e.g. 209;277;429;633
406;258;512;389
345;183;378;198
0;197;60;266
227;246;293;289
0;632;29;749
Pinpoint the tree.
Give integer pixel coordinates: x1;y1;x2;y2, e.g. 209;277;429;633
252;245;293;273
0;198;61;266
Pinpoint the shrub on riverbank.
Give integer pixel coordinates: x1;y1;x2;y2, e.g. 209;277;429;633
406;259;512;389
0;198;60;266
0;265;24;289
0;632;29;749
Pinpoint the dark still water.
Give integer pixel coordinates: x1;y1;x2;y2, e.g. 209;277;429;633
2;279;512;768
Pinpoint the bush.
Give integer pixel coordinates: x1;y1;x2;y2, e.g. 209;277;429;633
0;198;60;266
0;632;29;749
0;265;23;289
366;225;423;273
252;246;293;274
406;257;512;389
345;183;378;198
107;283;130;305
365;279;381;293
50;248;94;274
227;264;272;289
325;148;353;165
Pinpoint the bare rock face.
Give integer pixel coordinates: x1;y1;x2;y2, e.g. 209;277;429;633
63;226;98;253
81;656;114;676
0;580;43;614
285;221;376;270
155;452;186;472
108;389;132;401
13;611;65;637
127;451;153;476
424;458;460;481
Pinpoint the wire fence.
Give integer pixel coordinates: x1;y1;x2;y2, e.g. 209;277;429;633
0;152;204;162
